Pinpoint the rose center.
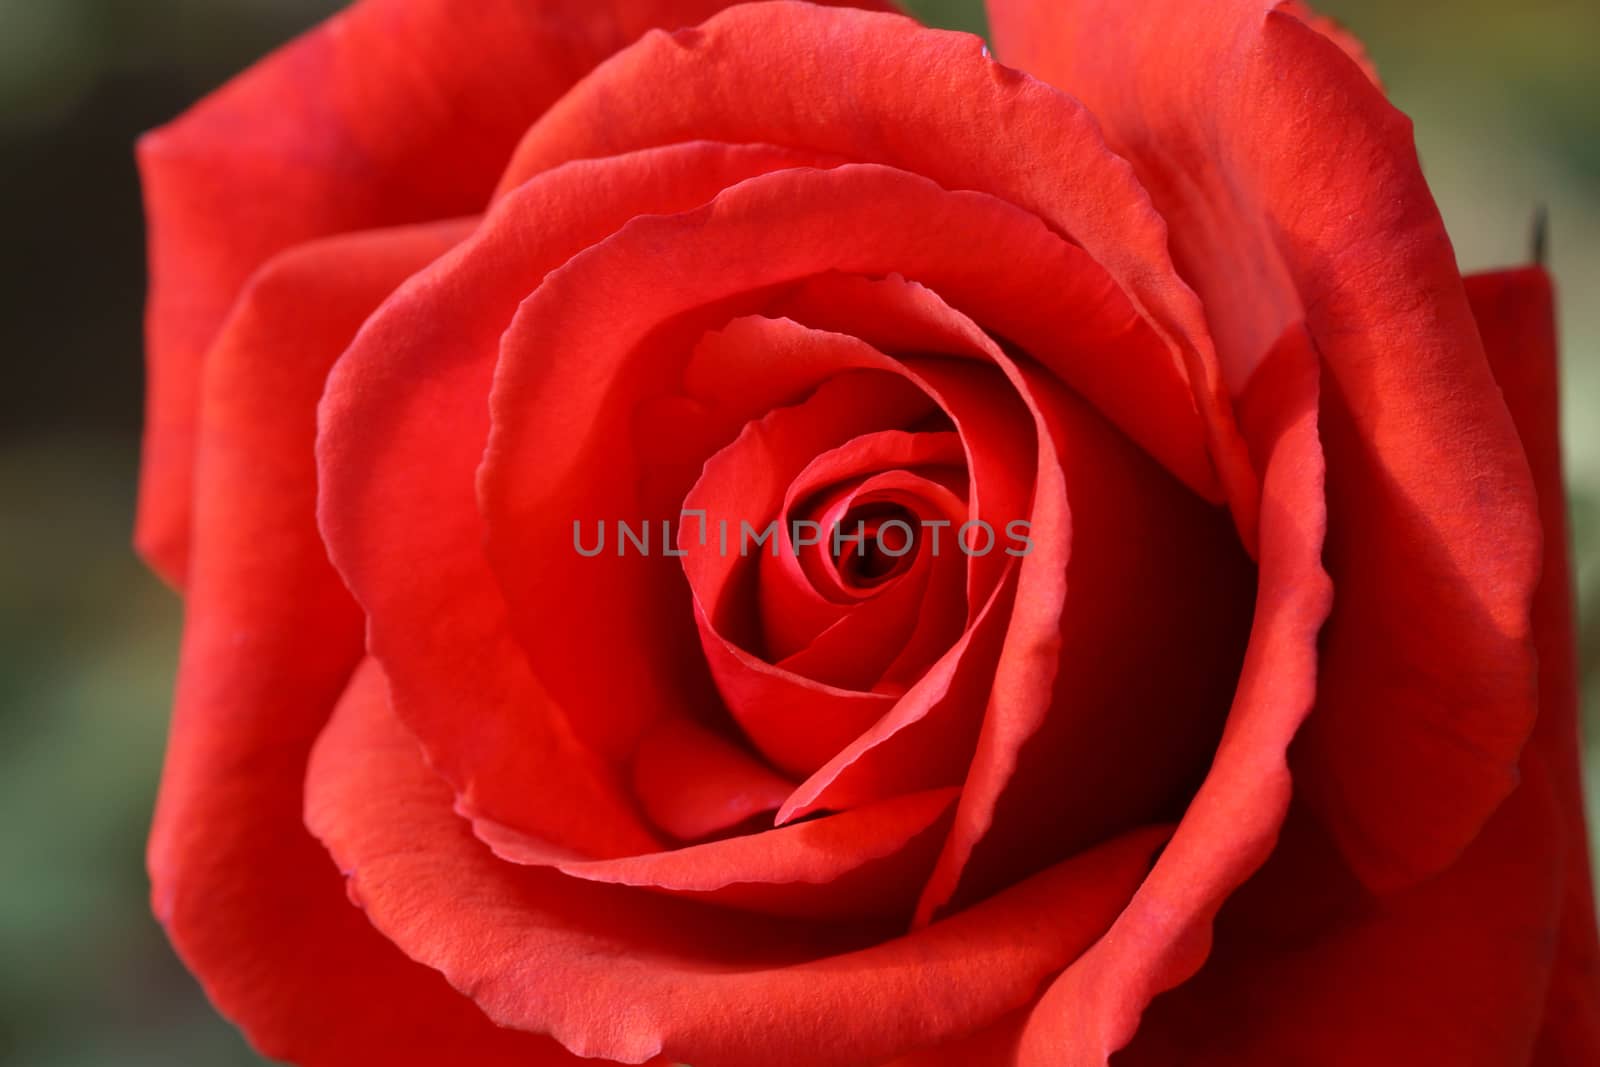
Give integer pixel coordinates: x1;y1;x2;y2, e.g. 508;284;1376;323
833;500;921;589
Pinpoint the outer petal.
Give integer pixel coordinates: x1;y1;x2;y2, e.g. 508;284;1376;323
913;359;1254;924
496;2;1254;530
137;0;880;584
1466;267;1600;1061
1276;0;1381;85
317;142;839;852
152;223;575;1065
305;657;1170;1067
987;0;1541;893
1115;760;1565;1066
1015;327;1332;1065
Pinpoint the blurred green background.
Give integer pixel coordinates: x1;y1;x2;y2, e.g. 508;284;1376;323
0;0;1594;1063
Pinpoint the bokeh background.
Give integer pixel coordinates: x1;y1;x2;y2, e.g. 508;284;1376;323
1;0;1595;1063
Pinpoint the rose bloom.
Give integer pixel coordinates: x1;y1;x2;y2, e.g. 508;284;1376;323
136;0;1599;1063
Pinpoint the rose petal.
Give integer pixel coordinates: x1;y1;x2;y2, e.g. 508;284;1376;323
153;223;574;1065
682;412;970;697
496;2;1252;529
1012;325;1332;1065
1275;0;1382;87
689;312;1033;616
775;469;967;690
913;360;1256;924
778;565;1018;824
987;0;1542;892
137;0;797;583
318;142;838;851
629;716;796;842
681;374;937;645
791;445;963;584
779;281;1254;927
1467;266;1600;1061
688;291;1036;822
305;656;1171;1067
479;787;960;922
683;313;1034;816
681;371;930;774
480;163;1174;785
1114;761;1564;1066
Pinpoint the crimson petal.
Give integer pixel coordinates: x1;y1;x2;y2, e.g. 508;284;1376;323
305;656;1171;1067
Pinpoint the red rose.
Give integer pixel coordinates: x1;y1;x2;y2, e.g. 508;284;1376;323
139;0;1600;1064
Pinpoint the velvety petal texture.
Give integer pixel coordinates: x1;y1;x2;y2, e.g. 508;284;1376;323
1466;267;1600;1062
137;0;889;585
306;658;1169;1067
149;223;583;1066
317;142;842;855
986;0;1542;895
497;1;1257;531
1115;764;1565;1066
140;0;1596;1065
1014;323;1332;1066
